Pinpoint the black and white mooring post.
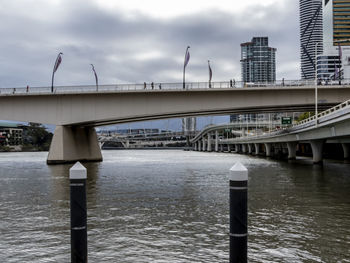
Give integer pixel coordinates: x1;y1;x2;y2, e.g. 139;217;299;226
69;162;87;263
229;162;248;263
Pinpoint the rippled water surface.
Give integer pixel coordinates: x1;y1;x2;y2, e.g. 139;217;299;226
0;150;349;262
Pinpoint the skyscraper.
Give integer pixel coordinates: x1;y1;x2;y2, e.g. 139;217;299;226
240;37;276;83
299;0;323;80
323;0;350;45
317;0;350;81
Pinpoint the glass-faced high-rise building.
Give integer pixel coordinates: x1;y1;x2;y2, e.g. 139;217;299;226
316;0;350;81
299;0;323;80
240;37;276;83
323;0;350;45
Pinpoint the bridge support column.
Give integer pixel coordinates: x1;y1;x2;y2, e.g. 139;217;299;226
198;141;202;151
235;144;239;153
241;128;245;137
194;142;198;151
202;138;206;152
310;140;325;164
47;125;103;164
342;143;350;159
227;144;231;152
247;144;252;154
215;130;219;152
242;144;247;153
287;142;297;160
264;143;272;157
220;144;223;152
207;133;212;152
254;143;259;155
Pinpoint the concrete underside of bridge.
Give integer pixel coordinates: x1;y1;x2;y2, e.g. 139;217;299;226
47;126;102;164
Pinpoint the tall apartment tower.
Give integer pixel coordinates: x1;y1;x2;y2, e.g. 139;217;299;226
316;0;350;80
323;0;350;45
299;0;323;80
240;37;276;83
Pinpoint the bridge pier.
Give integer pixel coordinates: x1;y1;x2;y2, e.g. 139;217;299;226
310;140;325;164
247;144;252;154
215;130;219;152
242;144;247;153
207;133;212;152
264;143;272;157
220;144;223;152
202;138;206;152
194;142;198;151
287;142;298;160
342;143;350;159
227;144;231;152
235;144;240;153
198;140;202;151
254;143;260;155
47;125;103;165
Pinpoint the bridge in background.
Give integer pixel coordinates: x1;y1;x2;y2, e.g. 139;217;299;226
191;99;350;164
1;81;350;164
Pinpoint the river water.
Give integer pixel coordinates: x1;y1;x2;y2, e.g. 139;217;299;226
0;150;349;262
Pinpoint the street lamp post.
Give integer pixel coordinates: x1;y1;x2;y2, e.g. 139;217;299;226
51;52;63;93
183;46;190;90
314;39;349;126
90;64;98;91
315;42;321;127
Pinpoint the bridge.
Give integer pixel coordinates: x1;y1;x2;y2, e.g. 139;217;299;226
98;130;191;149
1;80;350;164
191;99;350;164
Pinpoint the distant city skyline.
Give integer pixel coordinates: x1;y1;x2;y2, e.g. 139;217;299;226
0;0;299;89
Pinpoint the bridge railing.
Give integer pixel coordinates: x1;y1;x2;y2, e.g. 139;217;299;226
3;78;350;96
191;120;283;142
291;98;350;129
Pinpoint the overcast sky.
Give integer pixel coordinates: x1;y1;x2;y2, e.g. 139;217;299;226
0;0;300;89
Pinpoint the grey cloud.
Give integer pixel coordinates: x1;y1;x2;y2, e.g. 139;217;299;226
0;0;300;88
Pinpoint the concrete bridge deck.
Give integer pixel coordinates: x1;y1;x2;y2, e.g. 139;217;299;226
192;99;350;163
1;80;350;164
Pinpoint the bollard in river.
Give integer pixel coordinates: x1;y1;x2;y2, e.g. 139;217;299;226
70;162;88;263
229;162;248;263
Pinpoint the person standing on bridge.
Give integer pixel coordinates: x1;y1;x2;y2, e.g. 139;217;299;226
144;82;146;89
151;82;154;90
159;83;162;90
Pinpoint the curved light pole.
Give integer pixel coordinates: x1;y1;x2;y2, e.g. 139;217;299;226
208;60;212;88
51;52;63;93
90;64;98;91
183;46;190;89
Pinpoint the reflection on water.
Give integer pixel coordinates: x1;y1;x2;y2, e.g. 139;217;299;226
0;150;349;262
